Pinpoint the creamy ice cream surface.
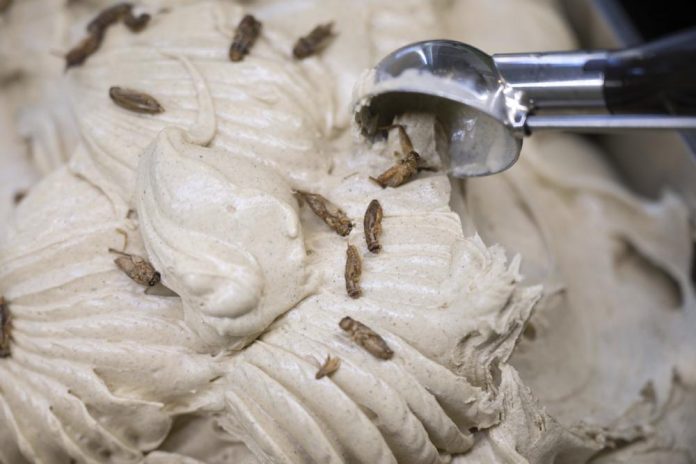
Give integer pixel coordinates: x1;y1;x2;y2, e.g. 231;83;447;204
0;1;694;463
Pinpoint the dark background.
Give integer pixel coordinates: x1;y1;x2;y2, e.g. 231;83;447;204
617;0;695;40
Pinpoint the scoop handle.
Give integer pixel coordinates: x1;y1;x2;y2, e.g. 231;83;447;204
602;27;696;115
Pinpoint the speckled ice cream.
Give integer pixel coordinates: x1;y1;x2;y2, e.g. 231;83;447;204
0;1;694;463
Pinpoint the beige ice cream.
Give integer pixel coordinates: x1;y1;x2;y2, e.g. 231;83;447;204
0;1;694;463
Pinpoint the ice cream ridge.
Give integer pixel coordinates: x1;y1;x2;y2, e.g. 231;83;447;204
0;1;694;463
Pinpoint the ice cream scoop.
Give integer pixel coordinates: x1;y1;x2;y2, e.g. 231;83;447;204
354;27;696;177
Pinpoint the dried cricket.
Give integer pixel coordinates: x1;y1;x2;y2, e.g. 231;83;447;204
65;30;104;69
65;3;150;69
370;124;431;188
345;244;362;299
339;316;393;360
87;3;149;34
109;248;161;286
0;297;10;358
229;14;262;62
363;199;383;253
315;354;341;379
293;22;334;59
370;151;421;188
0;0;12;14
121;8;150;32
295;190;353;236
13;190;26;205
381;124;415;155
87;3;130;32
109;86;164;114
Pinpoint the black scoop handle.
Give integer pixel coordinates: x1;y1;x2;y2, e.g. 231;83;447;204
601;27;696;115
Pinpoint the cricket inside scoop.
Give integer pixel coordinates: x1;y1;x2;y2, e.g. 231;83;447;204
353;40;524;177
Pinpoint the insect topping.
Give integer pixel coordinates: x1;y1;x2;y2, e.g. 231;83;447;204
87;3;149;34
109;248;161;287
293;22;334;59
65;3;150;69
229;14;262;62
345;244;362;299
65;31;105;69
339;316;394;360
295;190;353;236
13;190;26;205
109;86;164;114
0;297;11;358
370;151;421;189
363;199;383;253
0;0;13;14
370;124;434;188
315;354;341;379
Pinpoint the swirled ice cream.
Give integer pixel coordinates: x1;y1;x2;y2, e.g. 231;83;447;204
1;1;694;463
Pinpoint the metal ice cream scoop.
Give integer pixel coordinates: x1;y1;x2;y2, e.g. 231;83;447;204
354;27;696;177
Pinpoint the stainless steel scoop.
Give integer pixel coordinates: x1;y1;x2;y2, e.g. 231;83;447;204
354;27;696;177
